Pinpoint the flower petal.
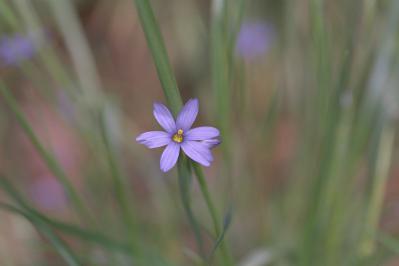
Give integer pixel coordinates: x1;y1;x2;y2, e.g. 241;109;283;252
160;142;180;172
185;127;220;141
181;140;213;167
176;98;199;131
136;131;171;149
201;138;221;149
153;102;176;133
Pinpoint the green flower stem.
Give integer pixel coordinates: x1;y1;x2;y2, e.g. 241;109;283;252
193;164;233;265
0;82;90;222
133;0;233;264
133;0;183;115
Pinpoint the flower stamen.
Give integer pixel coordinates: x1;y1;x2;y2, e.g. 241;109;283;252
172;129;184;143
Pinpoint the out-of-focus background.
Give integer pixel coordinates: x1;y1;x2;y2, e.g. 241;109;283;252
1;0;399;265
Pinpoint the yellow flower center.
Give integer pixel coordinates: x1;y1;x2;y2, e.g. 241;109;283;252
172;129;184;143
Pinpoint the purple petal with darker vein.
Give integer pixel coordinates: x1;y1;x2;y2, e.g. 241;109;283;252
181;140;213;167
201;138;221;149
153;102;176;133
136;131;171;149
176;98;199;131
160;142;180;172
185;126;220;141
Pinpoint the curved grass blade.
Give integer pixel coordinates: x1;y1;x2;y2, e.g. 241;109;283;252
0;203;81;266
0;175;131;254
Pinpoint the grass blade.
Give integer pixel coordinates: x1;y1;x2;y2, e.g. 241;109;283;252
0;175;131;254
0;203;81;266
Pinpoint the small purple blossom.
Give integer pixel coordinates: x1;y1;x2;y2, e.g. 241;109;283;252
0;34;36;65
235;21;275;60
136;99;220;172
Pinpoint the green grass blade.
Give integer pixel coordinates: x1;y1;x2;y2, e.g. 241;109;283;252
211;0;231;157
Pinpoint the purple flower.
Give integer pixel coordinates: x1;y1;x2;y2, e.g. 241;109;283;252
235;21;274;60
136;99;220;172
0;34;36;65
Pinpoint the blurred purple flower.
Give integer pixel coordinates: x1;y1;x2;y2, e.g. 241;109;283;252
235;21;275;60
136;99;220;172
0;34;36;65
29;177;68;211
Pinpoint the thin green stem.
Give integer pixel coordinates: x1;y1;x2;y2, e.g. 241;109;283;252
133;0;182;115
211;0;231;159
132;1;233;264
133;0;206;260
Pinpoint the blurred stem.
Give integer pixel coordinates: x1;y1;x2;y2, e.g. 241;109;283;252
193;164;233;265
359;123;395;256
300;0;332;265
99;109;140;258
0;82;91;222
48;0;102;105
211;0;231;159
